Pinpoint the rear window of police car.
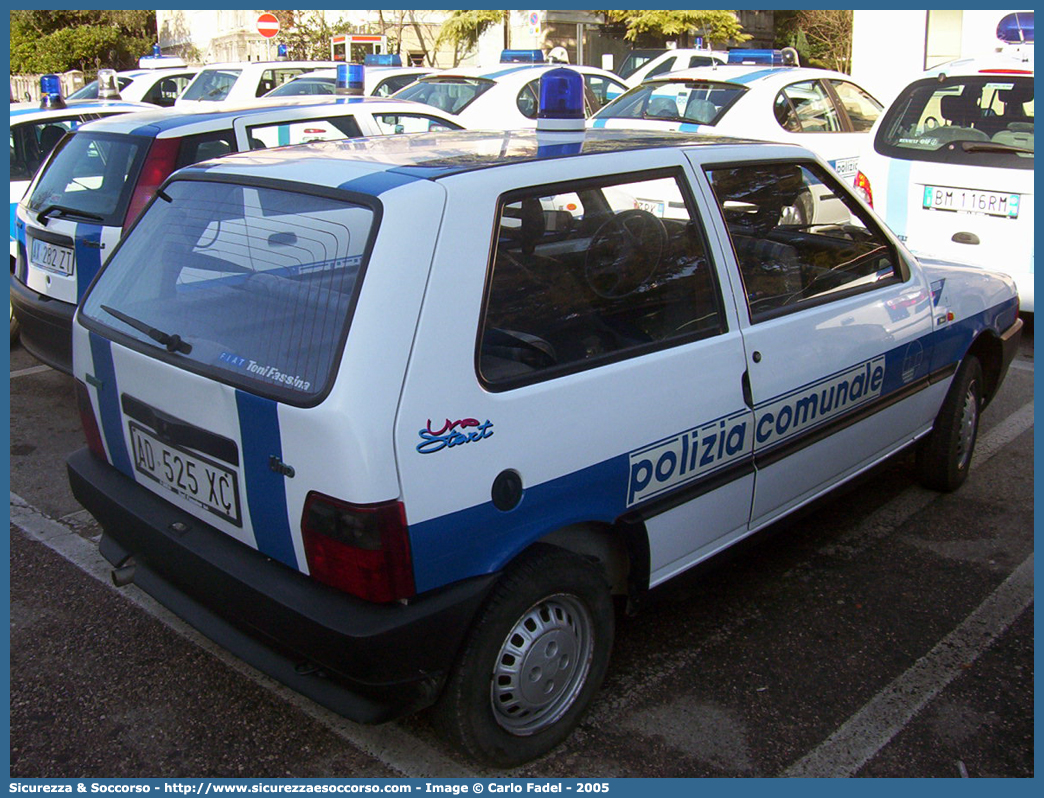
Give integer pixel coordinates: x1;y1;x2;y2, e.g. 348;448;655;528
875;75;1034;168
80;179;375;404
26;131;150;226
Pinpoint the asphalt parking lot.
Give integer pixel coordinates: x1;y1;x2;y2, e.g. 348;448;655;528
8;324;1034;778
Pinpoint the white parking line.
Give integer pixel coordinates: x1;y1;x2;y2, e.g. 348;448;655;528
1009;359;1033;373
10;364;52;379
781;554;1033;778
9;493;477;778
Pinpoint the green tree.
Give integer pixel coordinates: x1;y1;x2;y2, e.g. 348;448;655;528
10;10;156;77
435;10;508;65
776;9;853;72
598;10;750;48
263;10;358;61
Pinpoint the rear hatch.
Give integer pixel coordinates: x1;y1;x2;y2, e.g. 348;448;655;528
74;176;379;572
18;130;151;302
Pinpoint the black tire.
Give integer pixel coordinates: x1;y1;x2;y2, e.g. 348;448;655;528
433;545;614;767
916;355;983;492
10;300;19;345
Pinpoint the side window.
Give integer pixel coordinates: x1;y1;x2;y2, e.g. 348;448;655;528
707;162;900;321
479;172;724;387
516;80;539;119
829;80;883;132
176;130;236;168
777;81;843;133
583;75;622;111
245;116;364;148
256;68;308;97
372;113;458;134
645;56;677;79
143;74;194;107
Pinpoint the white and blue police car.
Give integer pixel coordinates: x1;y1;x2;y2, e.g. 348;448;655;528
9;75;151;341
392;51;627;128
590;52;884;193
66;69;1021;767
11;95;462;371
854;12;1034;312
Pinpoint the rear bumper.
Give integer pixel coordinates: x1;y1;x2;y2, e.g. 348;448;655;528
10;274;74;374
67;447;496;723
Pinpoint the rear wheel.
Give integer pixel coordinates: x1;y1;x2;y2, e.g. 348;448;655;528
10;299;19;344
916;355;982;491
433;545;614;767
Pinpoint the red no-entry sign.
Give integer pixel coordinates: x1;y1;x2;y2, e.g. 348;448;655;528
256;13;280;39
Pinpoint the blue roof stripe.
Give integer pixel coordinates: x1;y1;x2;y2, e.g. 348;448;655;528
483;65;539;79
337;170;426;195
729;68;781;84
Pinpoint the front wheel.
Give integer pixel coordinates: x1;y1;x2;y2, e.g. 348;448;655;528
433;545;614;767
916;355;982;492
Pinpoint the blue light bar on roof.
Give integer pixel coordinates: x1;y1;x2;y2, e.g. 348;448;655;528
152;43;162;57
365;53;402;66
501;49;545;64
39;74;65;109
728;49;785;66
997;11;1034;43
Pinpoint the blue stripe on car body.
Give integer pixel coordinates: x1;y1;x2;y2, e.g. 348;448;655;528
235;390;299;569
88;332;133;477
405;301;1016;592
337;170;424;194
74;222;105;299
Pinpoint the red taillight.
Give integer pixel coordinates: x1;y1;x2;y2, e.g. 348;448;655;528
854;170;874;208
74;379;107;461
979;68;1033;74
301;492;415;603
122;137;181;232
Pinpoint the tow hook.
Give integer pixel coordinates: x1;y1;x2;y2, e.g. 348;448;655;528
111;556;137;587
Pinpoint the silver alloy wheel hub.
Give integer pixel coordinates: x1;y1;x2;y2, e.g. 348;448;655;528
490;594;594;735
957;382;979;470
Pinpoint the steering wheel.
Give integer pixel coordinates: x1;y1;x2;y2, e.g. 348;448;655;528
584;209;668;299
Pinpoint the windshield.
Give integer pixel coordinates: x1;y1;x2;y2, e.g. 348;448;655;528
67;77;133;100
26;131;149;226
393;78;495;115
875;74;1033;168
593;80;746;126
181;69;243;102
81;180;376;404
265;78;335;97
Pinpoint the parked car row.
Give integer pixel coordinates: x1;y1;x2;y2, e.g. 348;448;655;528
8;26;1031;768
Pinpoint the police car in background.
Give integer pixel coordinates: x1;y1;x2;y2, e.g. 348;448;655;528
11;96;461;368
590;50;884;200
66;68;1020;767
9;76;151;341
263;66;434;98
67;67;198;108
621;47;728;87
854;12;1034;312
392;51;627;127
175;60;341;109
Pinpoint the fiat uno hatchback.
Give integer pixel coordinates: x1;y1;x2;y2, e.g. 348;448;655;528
68;122;1020;765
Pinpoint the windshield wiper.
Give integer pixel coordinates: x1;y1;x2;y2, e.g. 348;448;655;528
100;305;193;355
958;141;1034;155
36;204;104;226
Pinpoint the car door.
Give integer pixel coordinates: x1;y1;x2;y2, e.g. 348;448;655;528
693;154;939;529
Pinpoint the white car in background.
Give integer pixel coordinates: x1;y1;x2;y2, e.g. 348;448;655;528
263;66;435;98
854;45;1034;312
67;67;199;108
392;62;628;128
622;47;727;87
591;59;884;188
175;61;340;108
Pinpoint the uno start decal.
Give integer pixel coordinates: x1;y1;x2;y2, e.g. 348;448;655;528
417;417;494;454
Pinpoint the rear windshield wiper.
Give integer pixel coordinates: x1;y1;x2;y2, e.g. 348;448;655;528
36;204;104;226
958;141;1034;155
100;305;193;355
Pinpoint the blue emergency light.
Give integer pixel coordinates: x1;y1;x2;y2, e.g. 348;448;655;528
997;11;1034;43
365;53;402;66
39;74;65;109
537;67;585;132
501;49;545;64
152;43;162;57
337;63;365;95
277;43;288;59
728;49;786;66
